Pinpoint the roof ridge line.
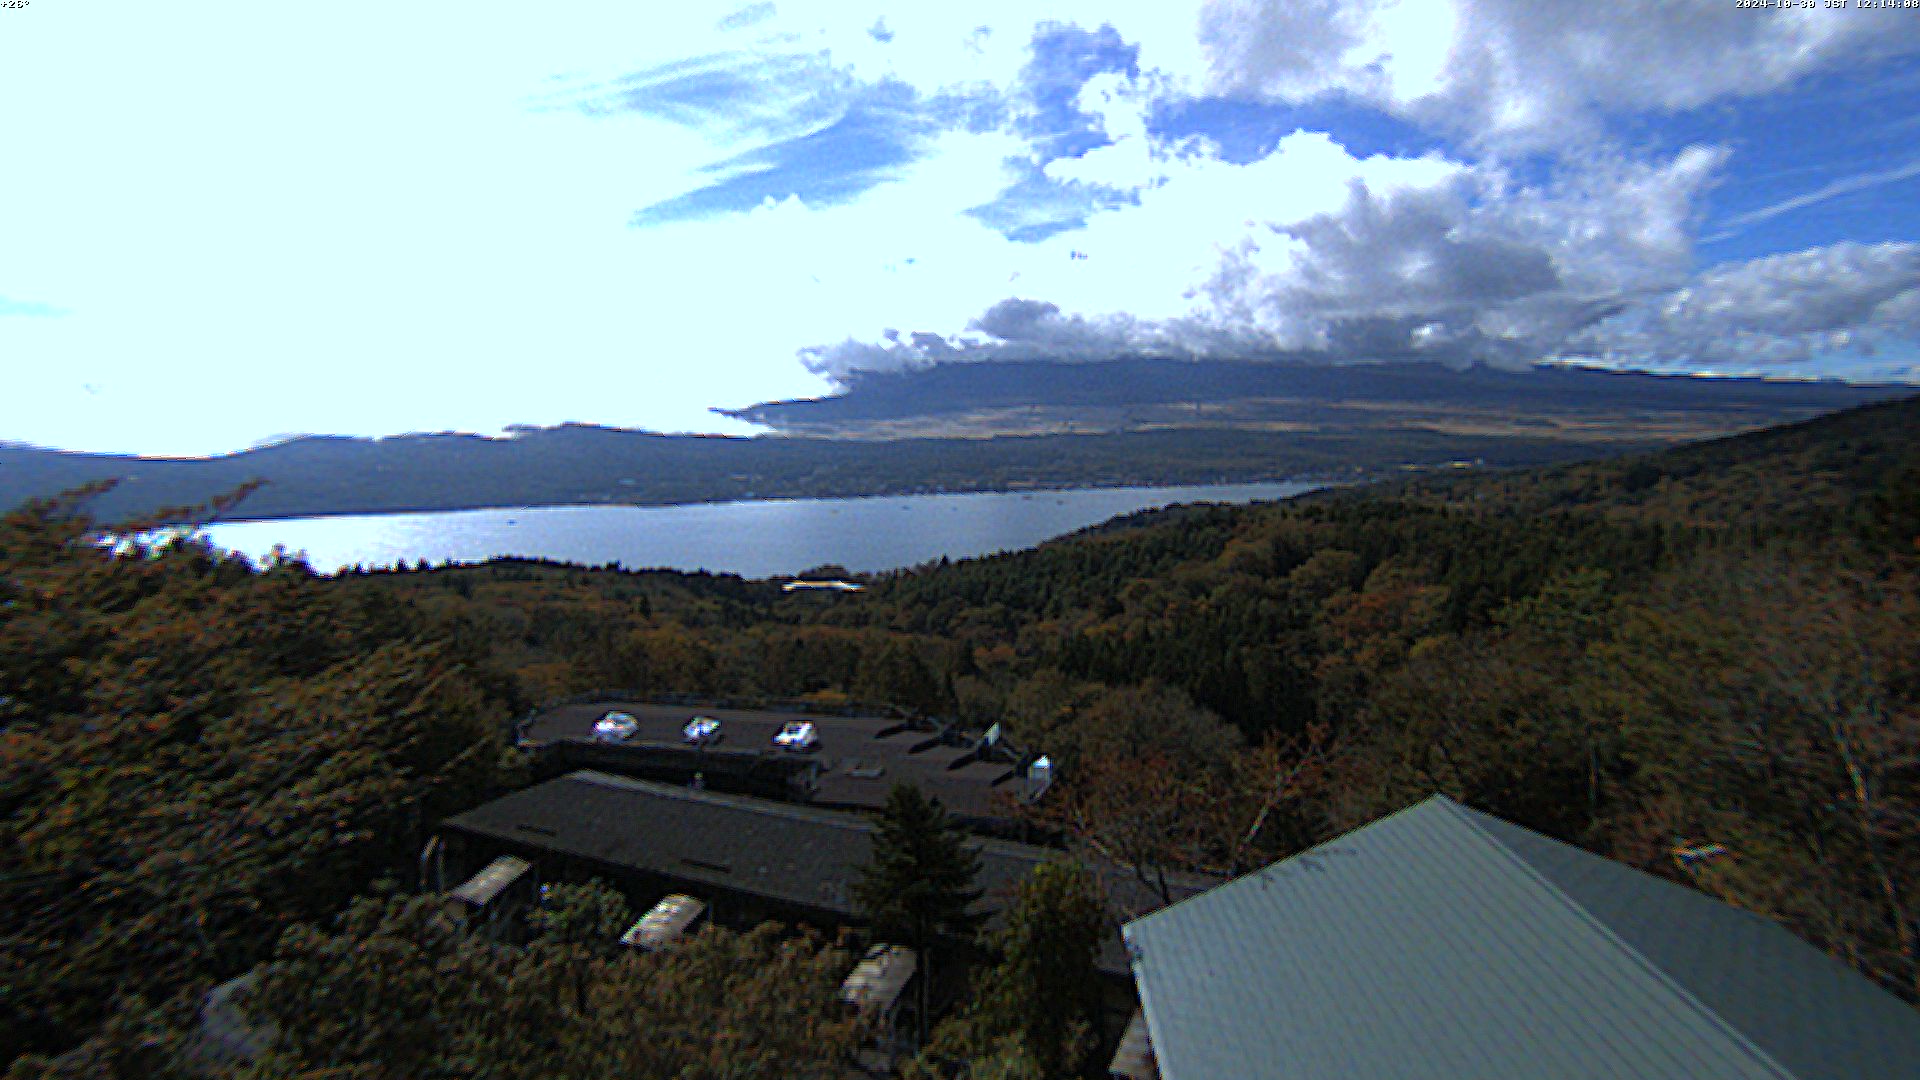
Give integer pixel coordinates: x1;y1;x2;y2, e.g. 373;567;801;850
1123;796;1447;934
1444;800;1801;1080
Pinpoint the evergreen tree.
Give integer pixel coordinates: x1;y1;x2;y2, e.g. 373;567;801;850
853;784;984;1044
527;880;632;1013
907;861;1109;1080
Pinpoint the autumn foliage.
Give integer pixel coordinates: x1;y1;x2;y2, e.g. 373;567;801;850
3;395;1917;1074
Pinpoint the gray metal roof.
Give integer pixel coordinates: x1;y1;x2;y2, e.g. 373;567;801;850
441;771;1217;975
1122;795;1920;1080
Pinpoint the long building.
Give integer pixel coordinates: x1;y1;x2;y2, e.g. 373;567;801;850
432;769;1215;982
518;701;1043;828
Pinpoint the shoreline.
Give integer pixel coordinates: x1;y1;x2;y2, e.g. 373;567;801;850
168;474;1347;527
110;478;1341;580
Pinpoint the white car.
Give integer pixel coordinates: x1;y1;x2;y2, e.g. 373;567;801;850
683;716;721;746
773;720;819;752
592;711;639;743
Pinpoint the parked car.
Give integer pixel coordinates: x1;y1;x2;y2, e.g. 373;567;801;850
773;720;819;752
683;715;721;746
591;710;639;743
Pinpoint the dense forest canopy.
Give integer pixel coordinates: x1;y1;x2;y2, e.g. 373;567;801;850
2;395;1916;1076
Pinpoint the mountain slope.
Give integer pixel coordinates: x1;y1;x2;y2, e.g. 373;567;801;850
4;363;1908;524
722;358;1909;436
0;424;1657;525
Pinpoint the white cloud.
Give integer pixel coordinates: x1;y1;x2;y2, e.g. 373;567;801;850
2;1;1915;457
1199;0;1920;150
1573;241;1920;370
1200;0;1457;105
697;2;1208;100
792;123;1471;379
794;116;1920;384
1173;144;1728;361
806;133;1734;376
1040;72;1160;189
660;5;1920;387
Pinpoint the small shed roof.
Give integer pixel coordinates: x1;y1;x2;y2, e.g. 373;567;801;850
192;973;276;1065
839;944;917;1015
1107;1007;1159;1080
620;893;706;949
1123;795;1920;1080
448;855;531;908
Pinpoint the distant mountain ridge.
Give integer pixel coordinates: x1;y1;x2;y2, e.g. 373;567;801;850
0;425;1659;525
722;358;1905;435
3;360;1909;526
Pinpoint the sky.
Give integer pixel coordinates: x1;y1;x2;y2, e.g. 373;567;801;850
4;2;1920;457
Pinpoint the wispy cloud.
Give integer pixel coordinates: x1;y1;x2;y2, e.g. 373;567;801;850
1708;157;1920;240
0;295;67;318
715;2;775;32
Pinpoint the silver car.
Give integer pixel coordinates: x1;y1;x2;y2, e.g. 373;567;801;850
773;720;819;752
591;710;639;742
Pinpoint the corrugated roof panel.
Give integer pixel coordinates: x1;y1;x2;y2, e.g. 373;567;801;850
1123;796;1875;1080
1461;807;1920;1080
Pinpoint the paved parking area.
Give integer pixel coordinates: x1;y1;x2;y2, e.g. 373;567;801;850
522;701;1023;819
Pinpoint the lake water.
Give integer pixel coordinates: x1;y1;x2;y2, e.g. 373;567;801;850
195;481;1323;578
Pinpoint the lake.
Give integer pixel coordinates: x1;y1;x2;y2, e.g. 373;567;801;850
195;481;1324;578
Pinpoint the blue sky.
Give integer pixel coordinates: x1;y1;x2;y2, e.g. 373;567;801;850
3;2;1919;455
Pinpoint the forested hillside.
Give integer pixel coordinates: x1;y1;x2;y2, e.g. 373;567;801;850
3;395;1915;1076
0;489;531;1070
1;422;1643;524
351;394;1919;1000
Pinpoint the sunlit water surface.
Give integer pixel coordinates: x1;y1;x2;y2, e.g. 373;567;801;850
190;481;1324;578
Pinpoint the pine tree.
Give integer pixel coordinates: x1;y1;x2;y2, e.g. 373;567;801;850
528;879;633;1013
906;861;1109;1080
853;784;984;1044
963;860;1109;1079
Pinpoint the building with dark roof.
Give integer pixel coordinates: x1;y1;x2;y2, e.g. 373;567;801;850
433;769;1215;981
1120;794;1920;1080
519;701;1042;828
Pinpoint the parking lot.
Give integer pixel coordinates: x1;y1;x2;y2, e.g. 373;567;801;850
520;701;1024;820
